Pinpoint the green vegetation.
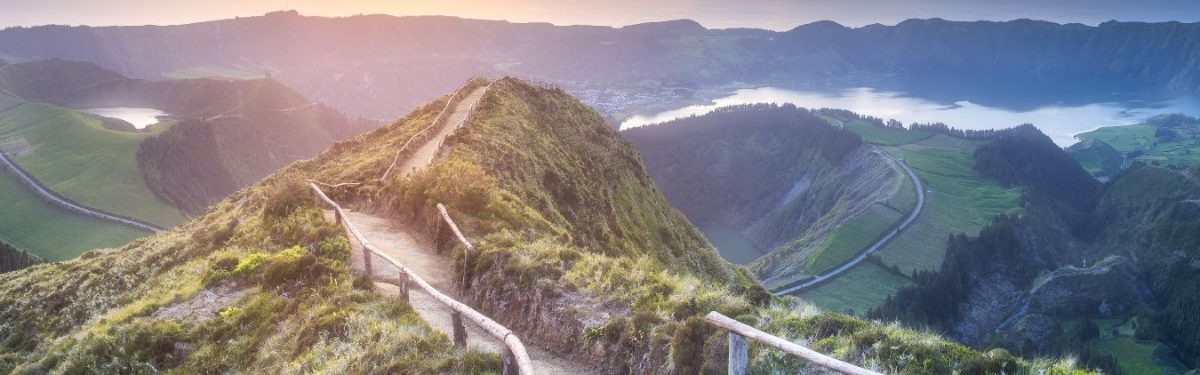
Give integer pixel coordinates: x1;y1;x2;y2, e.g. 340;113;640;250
806;204;900;274
0;101;185;226
0;240;40;273
797;262;914;315
0;169;146;260
1072;114;1200;176
876;137;1023;275
842;119;934;145
0;173;497;373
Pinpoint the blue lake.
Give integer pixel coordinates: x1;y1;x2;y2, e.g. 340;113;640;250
621;86;1200;146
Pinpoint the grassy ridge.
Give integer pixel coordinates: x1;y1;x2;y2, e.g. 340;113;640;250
798;262;914;315
0;163;145;260
805;204;901;274
0;102;185;226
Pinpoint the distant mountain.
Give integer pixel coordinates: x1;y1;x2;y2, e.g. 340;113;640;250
2;13;1200;119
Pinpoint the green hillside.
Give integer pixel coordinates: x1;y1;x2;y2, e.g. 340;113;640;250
0;101;185;226
1072;114;1200;175
799;121;1022;314
0;171;145;260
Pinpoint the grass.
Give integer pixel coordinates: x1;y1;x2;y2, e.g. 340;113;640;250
795;262;914;315
874;137;1023;275
793;134;1022;317
805;204;901;274
1076;122;1200;170
1089;336;1161;375
842;120;934;146
0;168;146;260
0;102;185;227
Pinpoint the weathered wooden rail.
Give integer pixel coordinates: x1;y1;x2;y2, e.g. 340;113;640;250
427;81;493;165
705;312;884;375
380;81;475;181
308;182;534;374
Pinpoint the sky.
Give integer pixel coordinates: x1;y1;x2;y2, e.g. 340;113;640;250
1;0;1198;30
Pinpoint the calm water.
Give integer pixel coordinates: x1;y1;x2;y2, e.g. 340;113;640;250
621;87;1200;146
699;225;761;265
81;107;166;130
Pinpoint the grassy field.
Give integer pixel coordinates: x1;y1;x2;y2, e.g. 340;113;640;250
875;136;1023;275
1076;122;1200;170
843;120;935;145
806;204;902;274
886;162;918;213
0;102;185;227
796;262;914;315
0;170;146;260
787;130;1021;316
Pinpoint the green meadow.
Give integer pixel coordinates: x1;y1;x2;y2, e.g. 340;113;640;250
0;102;185;227
0;171;146;260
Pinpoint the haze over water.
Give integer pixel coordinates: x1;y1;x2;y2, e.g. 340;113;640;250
621;86;1200;146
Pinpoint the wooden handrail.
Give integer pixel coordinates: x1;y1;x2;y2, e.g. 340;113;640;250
427;81;494;165
380;82;473;181
308;182;534;375
704;312;884;375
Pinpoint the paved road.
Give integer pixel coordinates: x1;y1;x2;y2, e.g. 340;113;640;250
776;150;924;295
0;151;162;232
331;85;593;374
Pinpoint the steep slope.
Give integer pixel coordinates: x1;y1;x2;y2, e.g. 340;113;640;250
621;104;900;278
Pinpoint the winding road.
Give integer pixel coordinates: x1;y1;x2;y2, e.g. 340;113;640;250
776;150;924;295
0;151;162;232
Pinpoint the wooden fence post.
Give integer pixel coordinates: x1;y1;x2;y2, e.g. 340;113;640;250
502;348;519;375
452;312;467;348
398;272;409;302
729;332;748;375
363;247;373;277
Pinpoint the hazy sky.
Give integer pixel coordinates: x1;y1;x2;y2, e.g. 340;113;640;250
2;0;1199;30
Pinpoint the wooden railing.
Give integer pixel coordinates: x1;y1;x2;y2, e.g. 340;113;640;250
380;81;474;181
427;81;494;165
704;312;884;375
308;182;534;374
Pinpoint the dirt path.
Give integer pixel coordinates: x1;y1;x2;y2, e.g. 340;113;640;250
338;85;595;374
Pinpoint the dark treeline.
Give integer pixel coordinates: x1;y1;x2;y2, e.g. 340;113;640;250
973;124;1103;234
816;108;1005;139
0;241;40;273
908;122;1004;140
